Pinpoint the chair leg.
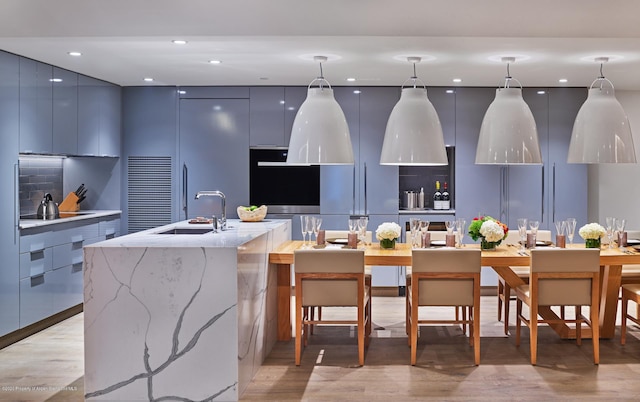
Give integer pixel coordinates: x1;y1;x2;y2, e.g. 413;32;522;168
295;295;303;366
462;307;467;335
575;305;582;346
503;282;511;335
473;303;480;365
358;303;365;366
468;306;473;347
530;305;538;365
411;292;419;365
406;290;410;336
309;307;315;335
591;298;600;365
621;295;628;345
515;299;522;347
498;280;504;322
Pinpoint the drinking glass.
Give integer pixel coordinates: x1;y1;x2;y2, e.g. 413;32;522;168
313;216;322;243
566;218;577;245
445;220;456;235
616;218;626;246
410;218;421;248
517;218;528;252
420;220;430;248
456;218;467;248
605;217;615;249
300;215;309;248
348;218;358;234
529;220;539;247
554;220;566;236
358;216;369;246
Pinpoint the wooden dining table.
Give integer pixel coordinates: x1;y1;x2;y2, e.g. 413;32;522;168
269;240;640;341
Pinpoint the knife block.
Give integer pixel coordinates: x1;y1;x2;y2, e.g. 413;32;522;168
59;192;80;212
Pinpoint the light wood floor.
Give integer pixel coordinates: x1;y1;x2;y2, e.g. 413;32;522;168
2;296;640;401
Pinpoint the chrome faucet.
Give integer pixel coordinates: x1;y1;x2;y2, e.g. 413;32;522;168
195;191;226;231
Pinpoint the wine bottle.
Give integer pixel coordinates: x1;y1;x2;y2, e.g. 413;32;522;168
433;181;442;210
442;181;450;210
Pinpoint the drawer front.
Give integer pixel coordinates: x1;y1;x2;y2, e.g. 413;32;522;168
19;248;53;279
52;238;85;270
19;273;54;328
99;218;120;239
51;222;100;247
19;231;53;253
50;264;84;312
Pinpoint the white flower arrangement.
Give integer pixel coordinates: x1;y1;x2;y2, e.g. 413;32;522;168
579;223;605;240
479;220;505;242
376;222;402;241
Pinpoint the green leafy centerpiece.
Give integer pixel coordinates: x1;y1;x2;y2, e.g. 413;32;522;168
579;222;605;248
468;215;508;250
376;222;402;249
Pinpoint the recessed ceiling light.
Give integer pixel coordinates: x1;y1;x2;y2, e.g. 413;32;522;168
353;90;362;94
559;78;568;83
49;78;63;83
346;78;356;82
260;77;269;80
446;89;455;94
172;40;187;45
452;78;462;83
279;100;285;105
287;107;295;111
143;77;154;82
537;90;546;95
209;60;222;64
177;90;186;95
68;51;82;57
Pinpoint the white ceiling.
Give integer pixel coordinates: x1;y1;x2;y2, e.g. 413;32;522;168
1;0;640;89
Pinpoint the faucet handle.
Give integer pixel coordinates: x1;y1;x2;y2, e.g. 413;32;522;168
212;215;218;232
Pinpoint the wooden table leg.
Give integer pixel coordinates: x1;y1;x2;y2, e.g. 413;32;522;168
277;263;292;341
599;264;622;339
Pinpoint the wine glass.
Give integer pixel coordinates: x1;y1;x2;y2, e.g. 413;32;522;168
420;220;430;248
445;220;456;235
517;218;528;252
300;215;309;248
348;218;358;234
529;220;540;247
456;218;467;248
566;218;577;245
313;216;322;244
358;216;369;246
616;218;626;247
605;217;615;249
410;218;421;248
555;220;566;236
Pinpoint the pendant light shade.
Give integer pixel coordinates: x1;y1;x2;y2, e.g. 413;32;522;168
567;58;636;164
286;56;354;165
475;87;542;164
380;87;448;165
380;57;448;165
475;57;542;165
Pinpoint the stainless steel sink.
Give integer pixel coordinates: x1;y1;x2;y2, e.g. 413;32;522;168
157;228;213;235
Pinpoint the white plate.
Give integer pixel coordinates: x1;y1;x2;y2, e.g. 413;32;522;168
430;240;446;246
626;239;640;245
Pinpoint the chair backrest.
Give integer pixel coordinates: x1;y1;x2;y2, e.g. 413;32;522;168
325;230;372;244
294;249;365;307
530;248;600;306
427;230;447;241
411;248;481;306
627;230;640;241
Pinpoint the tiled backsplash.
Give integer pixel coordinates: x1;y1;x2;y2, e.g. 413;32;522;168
19;156;64;216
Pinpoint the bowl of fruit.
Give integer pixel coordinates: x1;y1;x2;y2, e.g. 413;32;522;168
237;205;268;222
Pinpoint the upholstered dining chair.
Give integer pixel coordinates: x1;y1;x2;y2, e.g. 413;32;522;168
498;229;552;335
294;248;371;366
619;230;640;318
514;248;600;365
407;248;482;365
620;283;640;345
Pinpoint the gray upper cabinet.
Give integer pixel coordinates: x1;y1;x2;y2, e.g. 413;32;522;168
284;87;306;146
0;51;20;336
52;67;78;155
249;87;285;147
78;75;121;157
19;58;53;154
428;87;456;146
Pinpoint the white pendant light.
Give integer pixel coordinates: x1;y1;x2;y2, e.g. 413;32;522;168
286;56;354;165
380;57;448;165
475;57;542;165
567;57;636;164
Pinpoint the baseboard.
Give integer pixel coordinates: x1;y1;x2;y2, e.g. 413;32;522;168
0;304;83;350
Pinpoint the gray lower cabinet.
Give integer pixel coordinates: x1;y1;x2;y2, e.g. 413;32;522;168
18;216;120;328
0;51;20;337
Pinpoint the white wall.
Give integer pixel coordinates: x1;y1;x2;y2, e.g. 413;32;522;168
587;90;640;229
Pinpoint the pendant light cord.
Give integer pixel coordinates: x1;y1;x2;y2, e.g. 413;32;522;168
308;57;332;90
590;58;614;91
401;58;426;89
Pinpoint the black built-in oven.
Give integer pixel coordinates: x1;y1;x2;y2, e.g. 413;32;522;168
249;148;320;214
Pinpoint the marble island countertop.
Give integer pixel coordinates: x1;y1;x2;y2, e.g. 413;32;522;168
88;218;286;248
19;210;121;230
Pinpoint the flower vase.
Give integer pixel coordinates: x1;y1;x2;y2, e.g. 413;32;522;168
380;238;396;249
481;239;498;251
585;238;601;249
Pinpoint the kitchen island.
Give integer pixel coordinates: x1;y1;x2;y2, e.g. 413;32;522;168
83;219;290;401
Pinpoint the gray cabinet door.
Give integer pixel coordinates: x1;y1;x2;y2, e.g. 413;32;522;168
284;87;307;146
429;87;456;146
0;51;20;336
548;87;588;225
78;75;101;155
100;82;121;157
52;67;78;155
19;58;53;154
454;87;502;221
180;98;250;220
249;87;285;146
320;87;360;214
359;87;400;215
